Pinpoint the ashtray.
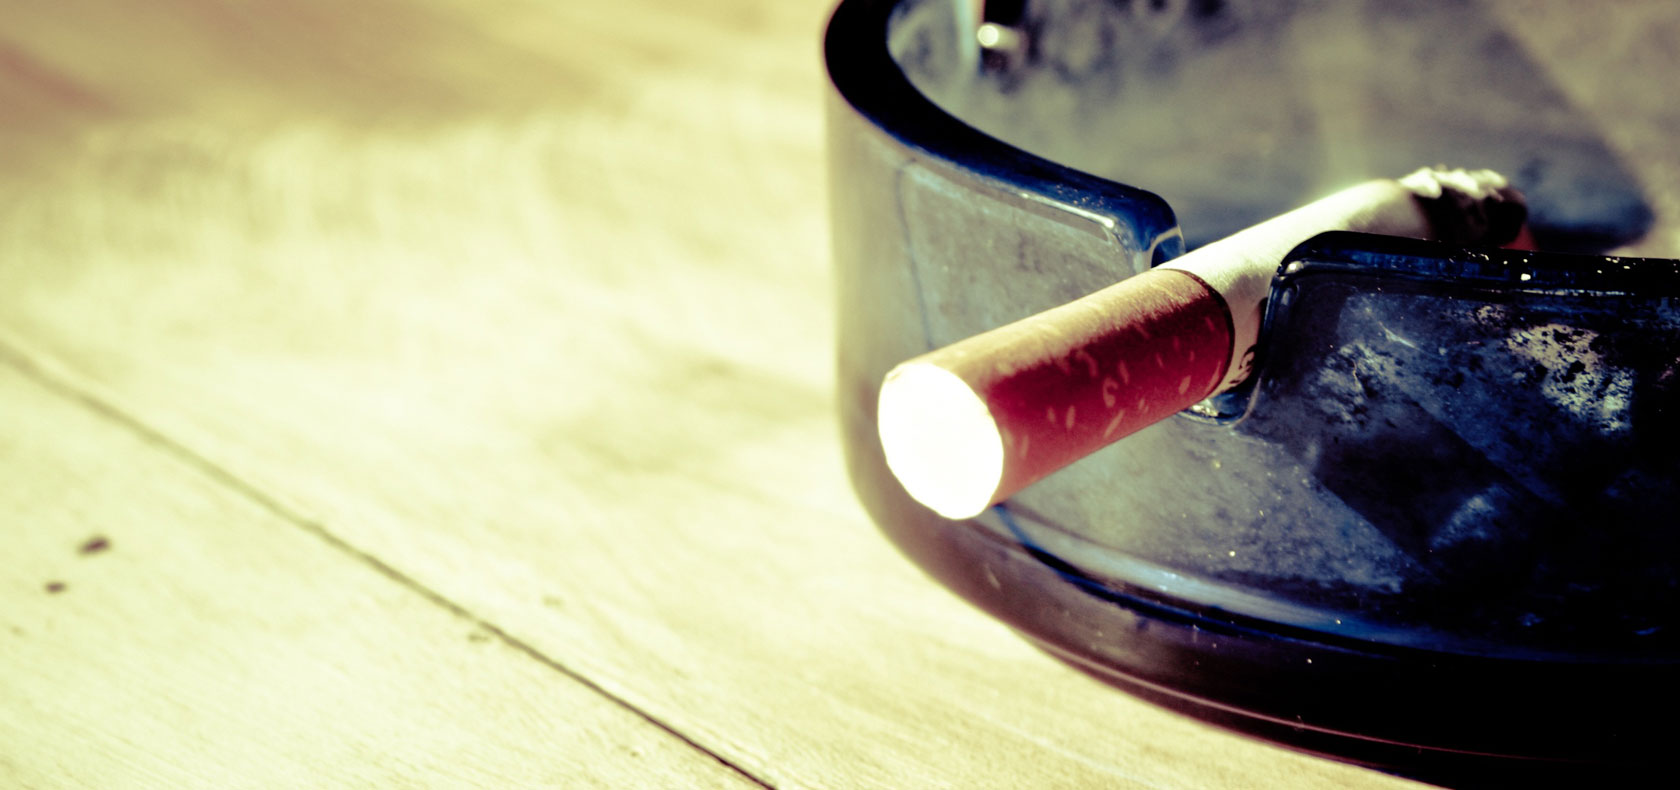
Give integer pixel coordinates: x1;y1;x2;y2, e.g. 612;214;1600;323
826;0;1679;781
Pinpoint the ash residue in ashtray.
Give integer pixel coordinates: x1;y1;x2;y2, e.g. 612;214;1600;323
1240;282;1680;648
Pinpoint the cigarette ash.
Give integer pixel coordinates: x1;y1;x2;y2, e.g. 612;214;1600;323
1236;284;1680;647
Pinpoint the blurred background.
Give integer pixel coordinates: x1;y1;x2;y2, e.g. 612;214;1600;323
1;1;1671;787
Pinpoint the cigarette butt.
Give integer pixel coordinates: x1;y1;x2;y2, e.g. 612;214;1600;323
879;169;1528;520
878;267;1231;521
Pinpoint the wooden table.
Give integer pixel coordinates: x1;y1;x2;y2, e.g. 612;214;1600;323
2;2;1672;787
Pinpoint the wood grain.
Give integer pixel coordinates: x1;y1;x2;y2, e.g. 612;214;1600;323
0;361;759;788
11;0;1667;787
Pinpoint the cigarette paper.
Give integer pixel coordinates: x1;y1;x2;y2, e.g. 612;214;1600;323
879;168;1527;520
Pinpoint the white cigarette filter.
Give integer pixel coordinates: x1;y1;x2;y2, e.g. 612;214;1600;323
878;168;1528;520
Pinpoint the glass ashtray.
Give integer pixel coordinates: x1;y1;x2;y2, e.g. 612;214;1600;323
827;0;1679;781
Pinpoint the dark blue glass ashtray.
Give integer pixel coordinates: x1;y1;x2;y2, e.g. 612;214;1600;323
827;0;1679;781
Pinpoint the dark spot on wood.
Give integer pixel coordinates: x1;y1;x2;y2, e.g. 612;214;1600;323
80;536;110;555
45;581;66;594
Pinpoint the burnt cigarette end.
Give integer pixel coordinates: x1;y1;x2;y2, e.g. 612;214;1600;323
1408;170;1530;247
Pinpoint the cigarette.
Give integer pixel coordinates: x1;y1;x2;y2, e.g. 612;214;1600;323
877;168;1528;520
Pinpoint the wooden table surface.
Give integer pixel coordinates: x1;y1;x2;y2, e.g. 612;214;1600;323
2;1;1673;787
